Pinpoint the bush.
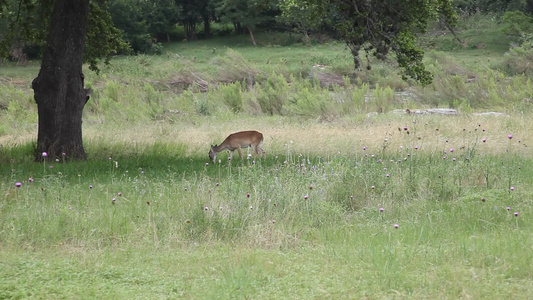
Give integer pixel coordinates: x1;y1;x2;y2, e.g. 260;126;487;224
502;42;533;77
501;11;533;42
217;82;244;113
256;73;288;115
210;49;259;85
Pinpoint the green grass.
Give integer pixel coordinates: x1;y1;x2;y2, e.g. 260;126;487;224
2;14;533;299
1;115;533;298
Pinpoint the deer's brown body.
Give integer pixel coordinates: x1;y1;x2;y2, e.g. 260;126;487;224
209;131;266;162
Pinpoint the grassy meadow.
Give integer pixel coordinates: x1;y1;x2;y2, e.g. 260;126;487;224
2;17;533;299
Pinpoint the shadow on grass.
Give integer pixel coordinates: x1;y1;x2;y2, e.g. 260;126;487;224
1;141;278;183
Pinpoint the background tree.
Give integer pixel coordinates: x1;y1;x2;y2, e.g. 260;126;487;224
277;0;324;43
454;0;527;14
216;0;279;45
0;0;125;161
174;0;202;41
109;0;177;53
299;0;456;85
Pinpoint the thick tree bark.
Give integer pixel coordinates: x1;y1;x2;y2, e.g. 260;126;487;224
32;0;90;161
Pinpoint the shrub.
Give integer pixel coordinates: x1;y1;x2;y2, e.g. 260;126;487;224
256;73;288;115
502;42;533;77
210;49;259;85
217;82;244;113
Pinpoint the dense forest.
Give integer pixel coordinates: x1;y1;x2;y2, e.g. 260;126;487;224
1;0;533;57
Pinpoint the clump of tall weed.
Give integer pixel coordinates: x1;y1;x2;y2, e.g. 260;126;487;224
0;85;36;133
284;80;335;120
216;81;244;112
502;42;533;77
416;69;532;110
255;73;289;115
86;80;171;123
210;49;260;85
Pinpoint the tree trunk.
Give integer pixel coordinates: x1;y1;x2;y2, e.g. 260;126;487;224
203;18;210;38
301;26;310;44
31;0;90;161
247;26;257;46
443;19;464;45
185;21;197;41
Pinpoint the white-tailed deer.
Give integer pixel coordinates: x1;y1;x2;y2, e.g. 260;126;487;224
209;131;266;162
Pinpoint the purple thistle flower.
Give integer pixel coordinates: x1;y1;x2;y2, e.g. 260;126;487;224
482;197;486;202
205;162;209;166
379;207;384;212
118;192;122;196
403;127;408;131
510;187;515;191
42;152;48;157
414;146;419;150
89;185;93;189
304;195;309;200
386;174;390;178
508;134;513;139
28;177;34;183
350;195;354;199
514;212;519;217
247;193;251;198
362;146;367;150
49;165;53;169
452;158;456;161
394;224;399;228
506;207;511;211
62;152;66;157
15;182;22;187
482;138;486;142
204;206;209;210
450;148;454;152
371;186;375;190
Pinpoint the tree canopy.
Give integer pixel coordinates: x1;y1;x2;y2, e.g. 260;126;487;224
1;0;125;71
1;0;468;84
292;0;457;85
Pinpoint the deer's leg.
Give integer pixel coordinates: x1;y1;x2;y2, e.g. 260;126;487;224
257;141;266;158
251;145;258;158
237;147;244;160
229;150;235;160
